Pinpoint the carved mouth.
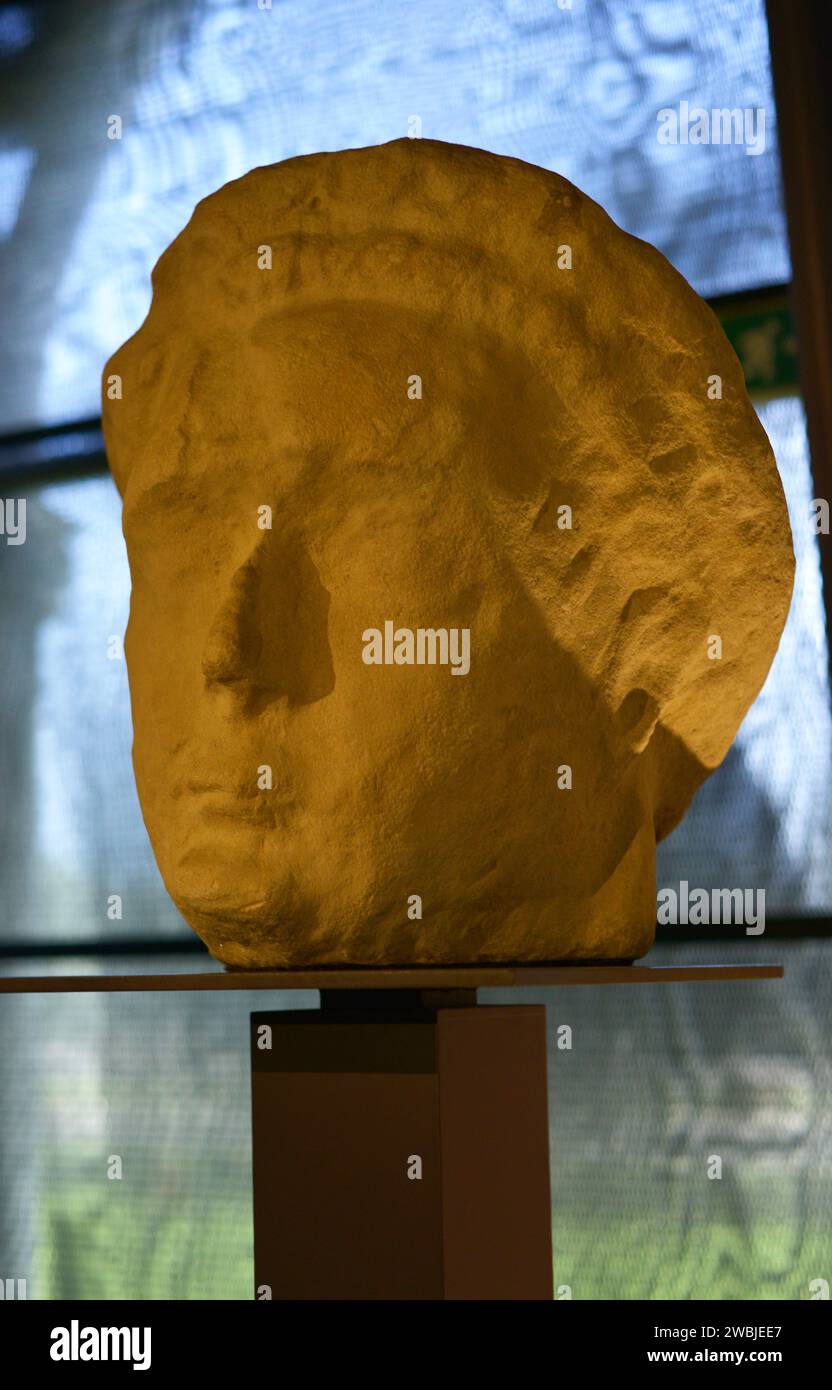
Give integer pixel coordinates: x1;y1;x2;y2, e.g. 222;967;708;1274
182;782;297;825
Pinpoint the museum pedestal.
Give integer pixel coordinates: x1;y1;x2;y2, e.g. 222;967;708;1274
0;959;783;1301
251;992;552;1300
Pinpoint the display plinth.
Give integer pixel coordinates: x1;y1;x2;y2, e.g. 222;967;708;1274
251;998;552;1300
0;958;784;1301
0;961;784;993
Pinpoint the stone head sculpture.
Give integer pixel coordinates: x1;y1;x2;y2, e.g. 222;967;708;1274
102;138;794;968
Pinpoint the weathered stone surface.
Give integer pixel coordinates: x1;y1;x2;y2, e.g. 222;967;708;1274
102;138;794;967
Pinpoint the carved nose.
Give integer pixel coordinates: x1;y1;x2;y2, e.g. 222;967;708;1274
200;538;335;708
201;562;263;688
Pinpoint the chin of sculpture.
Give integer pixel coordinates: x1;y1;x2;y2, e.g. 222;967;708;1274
102;137;794;969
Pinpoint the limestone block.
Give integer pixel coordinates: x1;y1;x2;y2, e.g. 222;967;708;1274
102;138;794;967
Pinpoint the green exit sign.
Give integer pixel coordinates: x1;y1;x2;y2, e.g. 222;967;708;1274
716;294;798;397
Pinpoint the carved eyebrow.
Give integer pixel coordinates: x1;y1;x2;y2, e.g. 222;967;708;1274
121;472;194;520
122;461;198;511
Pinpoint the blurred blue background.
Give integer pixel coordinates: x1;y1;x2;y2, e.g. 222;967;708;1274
1;0;789;431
